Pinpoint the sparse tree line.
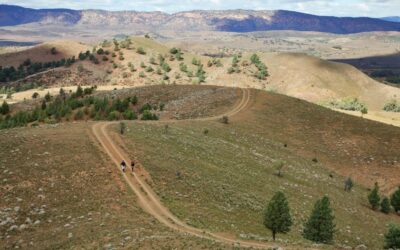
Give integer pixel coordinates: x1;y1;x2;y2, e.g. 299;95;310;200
227;53;269;80
265;188;400;248
0;48;77;83
264;192;335;244
0;86;163;129
368;183;400;215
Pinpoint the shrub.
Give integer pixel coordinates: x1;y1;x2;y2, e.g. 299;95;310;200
131;95;138;105
107;111;119;121
141;110;158;120
123;109;137;120
1;101;10;115
273;160;285;177
221;116;229;124
170;47;179;54
50;47;57;55
136;47;146;55
140;103;152;113
383;99;400;112
119;121;126;135
139;72;146;78
44;92;52;102
97;48;104;55
328;98;367;112
263;191;292;241
32;92;39;99
384;224;400;249
303;196;335;244
74;110;84;120
344;177;353;191
145;66;154;72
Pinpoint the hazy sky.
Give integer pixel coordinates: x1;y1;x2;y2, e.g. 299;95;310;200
1;0;399;17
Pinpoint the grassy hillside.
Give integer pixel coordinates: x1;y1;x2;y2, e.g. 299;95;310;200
1;36;400;114
0;123;227;249
119;89;400;249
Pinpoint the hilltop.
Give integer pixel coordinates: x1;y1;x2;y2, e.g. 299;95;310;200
1;4;400;34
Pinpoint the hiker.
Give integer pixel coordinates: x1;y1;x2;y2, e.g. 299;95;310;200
131;161;135;172
120;160;126;172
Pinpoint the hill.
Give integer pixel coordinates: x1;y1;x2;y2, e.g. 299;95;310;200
2;84;400;249
1;36;400;117
1;4;400;34
114;86;400;249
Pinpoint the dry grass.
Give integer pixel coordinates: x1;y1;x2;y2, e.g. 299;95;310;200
120;89;400;249
0;123;227;249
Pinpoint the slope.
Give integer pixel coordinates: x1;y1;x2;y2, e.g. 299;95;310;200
118;88;400;249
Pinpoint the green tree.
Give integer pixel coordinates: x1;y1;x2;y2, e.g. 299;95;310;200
123;109;137;120
0;101;10;115
303;196;335;244
44;92;52;102
391;186;400;213
263;191;292;241
384;224;400;249
381;197;391;214
368;182;381;210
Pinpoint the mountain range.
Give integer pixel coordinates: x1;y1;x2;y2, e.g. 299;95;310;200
381;16;400;23
1;4;400;34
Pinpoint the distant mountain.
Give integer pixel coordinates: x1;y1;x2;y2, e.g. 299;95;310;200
381;16;400;23
0;5;81;26
1;4;400;34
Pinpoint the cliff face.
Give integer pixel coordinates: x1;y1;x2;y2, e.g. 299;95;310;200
1;5;400;34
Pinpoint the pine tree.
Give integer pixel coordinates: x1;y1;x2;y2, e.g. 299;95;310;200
384;224;400;249
368;182;381;210
263;191;292;241
381;197;391;214
303;196;335;244
0;101;10;115
391;186;400;213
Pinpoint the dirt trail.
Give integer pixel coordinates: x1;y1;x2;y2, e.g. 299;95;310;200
91;88;311;249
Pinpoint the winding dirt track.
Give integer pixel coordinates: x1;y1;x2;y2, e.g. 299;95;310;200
91;88;308;249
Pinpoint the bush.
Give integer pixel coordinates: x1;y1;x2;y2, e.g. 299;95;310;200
107;111;119;121
131;95;138;105
263;191;292;241
221;116;229;124
384;224;400;249
139;72;146;78
141;110;158;120
328;98;367;112
170;47;179;54
74;110;84;120
136;47;146;55
32;92;39;99
140;103;152;113
123;109;137;120
383;99;400;112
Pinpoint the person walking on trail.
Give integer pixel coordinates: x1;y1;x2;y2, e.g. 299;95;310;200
120;160;126;172
131;161;135;172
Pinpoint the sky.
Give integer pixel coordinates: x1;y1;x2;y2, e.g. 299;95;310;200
1;0;399;17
